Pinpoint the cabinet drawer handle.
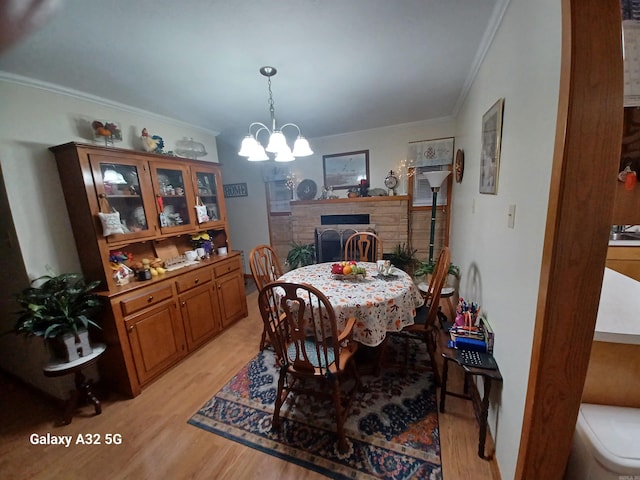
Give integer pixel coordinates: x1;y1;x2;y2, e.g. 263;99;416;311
181;301;186;307
128;325;135;333
147;295;154;303
194;278;199;284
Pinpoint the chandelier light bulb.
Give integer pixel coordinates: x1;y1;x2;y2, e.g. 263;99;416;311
292;136;313;157
247;144;269;161
275;145;295;162
266;131;286;153
238;135;258;157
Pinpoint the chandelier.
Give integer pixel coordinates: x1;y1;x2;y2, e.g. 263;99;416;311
238;66;313;162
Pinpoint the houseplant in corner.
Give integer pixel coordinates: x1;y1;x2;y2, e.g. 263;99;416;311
285;242;315;270
14;271;104;362
389;243;419;276
415;258;461;284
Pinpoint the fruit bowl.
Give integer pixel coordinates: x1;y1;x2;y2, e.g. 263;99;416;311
330;261;367;280
332;273;366;281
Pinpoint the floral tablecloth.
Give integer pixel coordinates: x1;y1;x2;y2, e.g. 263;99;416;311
278;262;424;347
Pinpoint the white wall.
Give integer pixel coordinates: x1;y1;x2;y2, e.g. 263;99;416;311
220;117;456;269
0;78;219;398
450;0;560;477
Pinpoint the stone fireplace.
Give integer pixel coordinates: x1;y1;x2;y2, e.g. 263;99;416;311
290;196;410;261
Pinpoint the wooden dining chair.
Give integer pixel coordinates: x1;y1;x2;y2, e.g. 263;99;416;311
249;244;284;350
344;231;383;262
390;246;450;386
257;281;361;453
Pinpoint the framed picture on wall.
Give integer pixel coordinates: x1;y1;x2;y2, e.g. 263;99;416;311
480;98;505;194
266;180;293;214
322;150;369;190
407;137;454;167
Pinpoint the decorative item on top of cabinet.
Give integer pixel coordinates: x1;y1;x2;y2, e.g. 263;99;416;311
140;128;164;154
92;121;122;147
49;142;246;397
175;137;207;159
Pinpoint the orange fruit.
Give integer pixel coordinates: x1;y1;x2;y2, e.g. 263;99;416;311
343;265;352;275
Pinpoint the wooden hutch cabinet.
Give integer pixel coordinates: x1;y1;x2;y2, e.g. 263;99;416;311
50;142;247;397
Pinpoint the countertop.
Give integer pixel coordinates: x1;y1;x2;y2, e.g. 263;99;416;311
594;267;640;345
608;239;640;247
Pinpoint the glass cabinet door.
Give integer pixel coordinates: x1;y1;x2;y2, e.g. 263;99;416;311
89;155;157;243
150;162;196;234
192;166;225;227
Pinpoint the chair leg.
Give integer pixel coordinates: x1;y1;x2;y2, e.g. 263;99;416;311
331;378;348;453
374;338;388;376
272;369;287;430
425;330;441;386
259;326;268;351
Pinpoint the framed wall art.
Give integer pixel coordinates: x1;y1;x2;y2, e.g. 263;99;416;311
266;180;293;214
223;182;248;198
261;164;290;182
407;137;454;167
480;98;505;194
322;150;369;190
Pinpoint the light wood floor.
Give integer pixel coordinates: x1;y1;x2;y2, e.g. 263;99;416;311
0;286;501;479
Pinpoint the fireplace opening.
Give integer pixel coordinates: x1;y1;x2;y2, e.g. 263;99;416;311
315;214;375;263
321;214;370;225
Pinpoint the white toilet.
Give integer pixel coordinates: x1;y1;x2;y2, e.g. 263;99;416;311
565;403;640;479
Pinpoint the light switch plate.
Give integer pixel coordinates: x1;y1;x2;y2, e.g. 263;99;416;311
507;204;516;228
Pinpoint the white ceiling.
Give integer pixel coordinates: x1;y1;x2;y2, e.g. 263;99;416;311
0;0;503;149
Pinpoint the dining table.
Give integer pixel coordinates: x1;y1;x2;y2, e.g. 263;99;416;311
277;262;424;347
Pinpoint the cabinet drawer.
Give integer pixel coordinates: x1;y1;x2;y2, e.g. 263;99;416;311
213;257;241;278
175;268;212;293
120;284;174;316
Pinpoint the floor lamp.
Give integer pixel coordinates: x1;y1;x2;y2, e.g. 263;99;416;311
421;170;451;264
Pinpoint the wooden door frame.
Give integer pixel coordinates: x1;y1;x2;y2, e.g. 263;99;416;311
516;0;623;478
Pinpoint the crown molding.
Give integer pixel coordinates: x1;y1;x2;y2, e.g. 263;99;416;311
0;71;219;136
453;0;512;116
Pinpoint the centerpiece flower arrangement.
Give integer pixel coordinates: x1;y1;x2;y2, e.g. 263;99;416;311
191;232;213;255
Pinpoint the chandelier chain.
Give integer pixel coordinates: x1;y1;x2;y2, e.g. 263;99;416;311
267;76;276;124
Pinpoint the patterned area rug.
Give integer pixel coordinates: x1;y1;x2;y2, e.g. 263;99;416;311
188;336;441;479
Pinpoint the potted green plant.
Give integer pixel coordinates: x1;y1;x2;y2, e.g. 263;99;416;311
285;242;316;270
389;242;419;275
14;271;104;362
414;259;461;282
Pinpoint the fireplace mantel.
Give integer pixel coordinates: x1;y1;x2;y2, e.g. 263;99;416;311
290;195;409;207
290;195;410;255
